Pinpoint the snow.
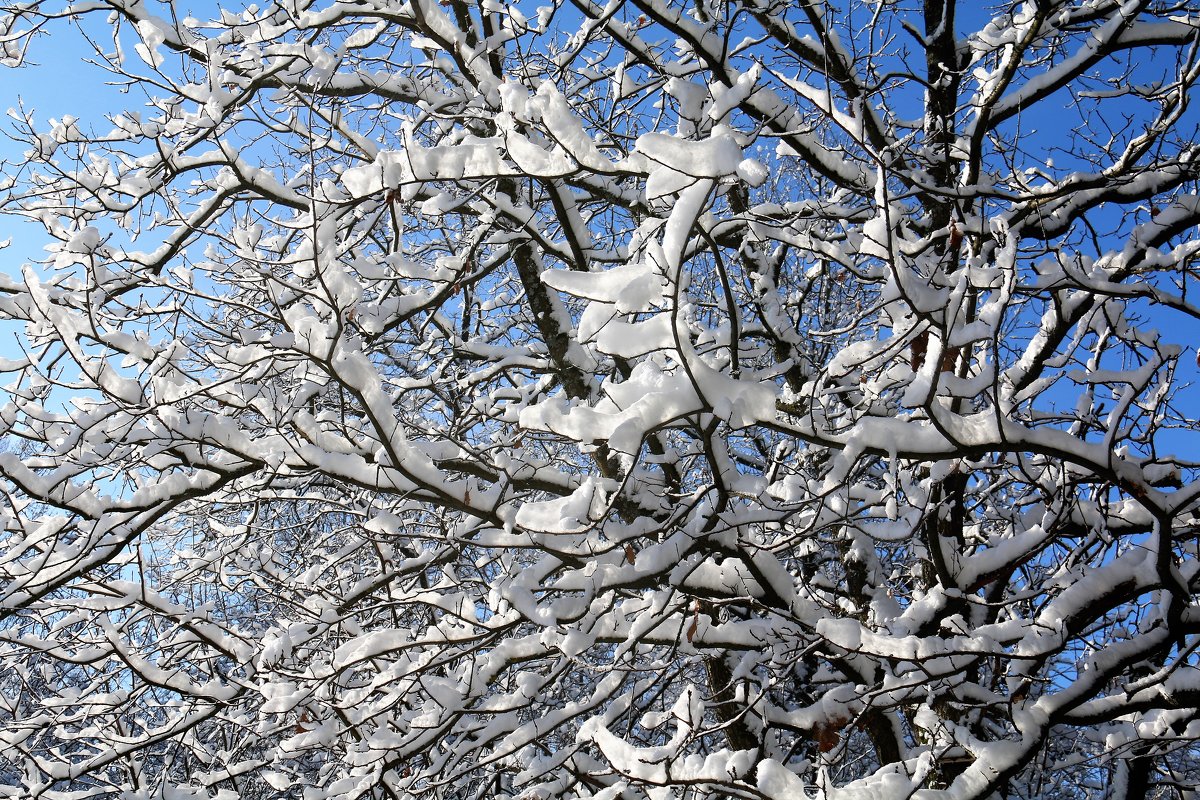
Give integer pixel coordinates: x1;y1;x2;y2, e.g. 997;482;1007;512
590;313;674;359
134;18;169;68
521;355;775;453
341;137;516;198
515;477;607;534
4;1;1200;798
541;262;665;314
756;759;809;798
631;128;744;199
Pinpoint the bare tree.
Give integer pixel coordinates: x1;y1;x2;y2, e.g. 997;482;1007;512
2;0;1200;797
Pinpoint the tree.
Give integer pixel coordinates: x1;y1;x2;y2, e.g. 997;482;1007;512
1;0;1200;797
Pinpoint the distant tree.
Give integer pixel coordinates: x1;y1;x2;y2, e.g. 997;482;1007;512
2;0;1200;797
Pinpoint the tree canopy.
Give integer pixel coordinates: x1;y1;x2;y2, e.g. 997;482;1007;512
2;0;1200;797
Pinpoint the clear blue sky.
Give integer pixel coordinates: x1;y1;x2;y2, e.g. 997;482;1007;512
0;17;132;276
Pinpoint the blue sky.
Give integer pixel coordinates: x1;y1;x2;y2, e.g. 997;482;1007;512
0;19;130;275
